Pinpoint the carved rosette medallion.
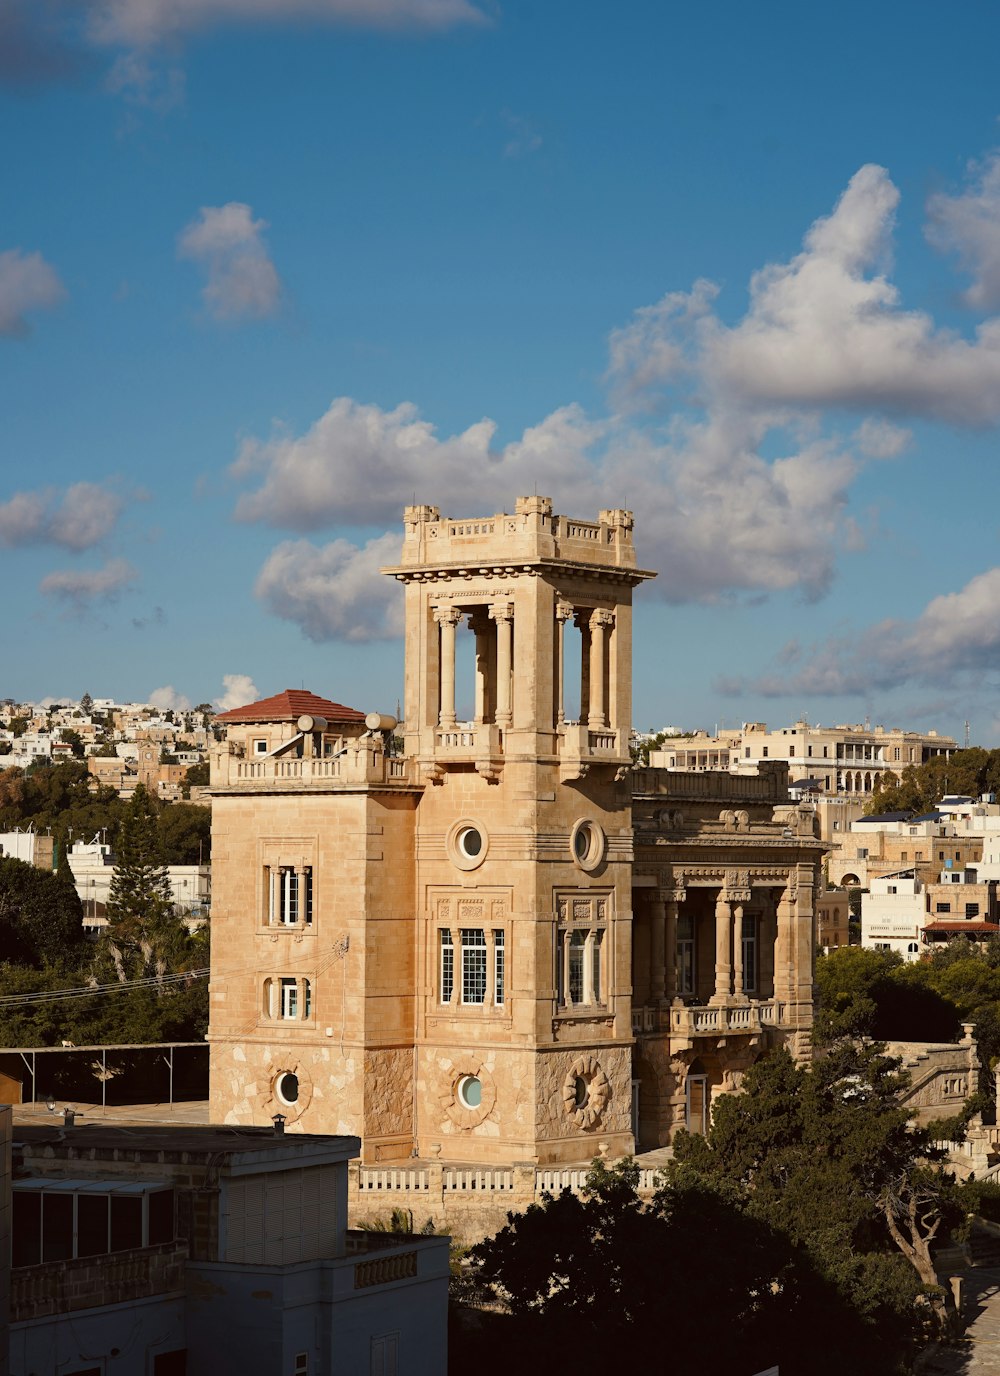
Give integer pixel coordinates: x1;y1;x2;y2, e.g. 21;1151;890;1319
562;1054;611;1130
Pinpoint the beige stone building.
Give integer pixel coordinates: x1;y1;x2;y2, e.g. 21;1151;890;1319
208;497;825;1167
653;720;956;798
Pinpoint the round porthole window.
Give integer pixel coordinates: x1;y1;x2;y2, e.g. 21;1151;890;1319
570;819;606;871
457;1075;482;1109
275;1072;299;1106
448;818;489;870
457;826;483;859
573;1076;589;1109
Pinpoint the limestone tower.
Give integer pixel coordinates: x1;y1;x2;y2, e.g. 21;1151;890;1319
209;496;654;1165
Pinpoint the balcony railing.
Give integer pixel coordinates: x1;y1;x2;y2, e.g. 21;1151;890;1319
213;750;413;790
669;1000;786;1037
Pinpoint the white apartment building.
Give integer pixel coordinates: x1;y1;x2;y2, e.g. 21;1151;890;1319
862;872;926;961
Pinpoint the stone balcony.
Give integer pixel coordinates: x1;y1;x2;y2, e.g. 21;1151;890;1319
211;747;414;792
631;999;788;1045
432;723;505;781
558;722;628;782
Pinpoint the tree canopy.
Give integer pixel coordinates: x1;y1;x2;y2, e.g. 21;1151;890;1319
0;856;86;969
867;746;1000;816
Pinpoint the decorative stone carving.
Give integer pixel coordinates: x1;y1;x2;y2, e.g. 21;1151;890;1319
562;1054;611;1130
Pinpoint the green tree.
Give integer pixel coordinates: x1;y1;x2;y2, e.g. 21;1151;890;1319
9;717;28;738
80;693;93;715
183;761;209;791
465;1158;897;1376
58;728;85;759
0;856;86;968
672;1044;961;1339
158;802;211;864
104;785;179;978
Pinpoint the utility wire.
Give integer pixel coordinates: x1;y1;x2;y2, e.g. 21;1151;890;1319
0;968;209;1008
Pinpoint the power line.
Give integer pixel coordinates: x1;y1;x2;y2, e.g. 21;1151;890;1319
0;968;209;1009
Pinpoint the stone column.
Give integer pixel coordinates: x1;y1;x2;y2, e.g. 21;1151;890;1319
649;891;667;1003
774;877;795;1003
434;605;462;727
664;895;683;1001
588;609;613;728
555;599;573;727
489;603;513;728
712;893;731;1003
732;904;744;997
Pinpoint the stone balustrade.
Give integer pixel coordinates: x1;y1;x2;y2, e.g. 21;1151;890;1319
669;999;786;1038
213;750;413;790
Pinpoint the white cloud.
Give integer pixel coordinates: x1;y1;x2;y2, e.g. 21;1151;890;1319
233;155;1000;646
0;482;124;550
926;151;1000;310
255;532;405;642
608;164;1000;425
732;565;1000;700
149;684;191;711
88;0;486;48
853;418;911;460
39;558;137;608
177;203;281;322
0;248;65;337
216;673;259;712
232;399;601;530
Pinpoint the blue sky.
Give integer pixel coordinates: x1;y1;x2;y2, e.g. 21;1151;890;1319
4;0;1000;740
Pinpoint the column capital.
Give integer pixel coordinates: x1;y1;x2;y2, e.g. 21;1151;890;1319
433;604;463;627
555;598;574;623
656;888;686;906
488;601;513;625
590;607;615;630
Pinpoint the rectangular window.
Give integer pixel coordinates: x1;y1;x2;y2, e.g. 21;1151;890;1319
936;902;951;913
439;930;454;1004
915;851;923;862
294;1356;308;1376
461;928;487;1005
265;867;313;926
762;746;769;757
966;903;980;918
901;852;907;862
939;852;945;861
807;745;813;757
253;738;268;755
494;929;505;1005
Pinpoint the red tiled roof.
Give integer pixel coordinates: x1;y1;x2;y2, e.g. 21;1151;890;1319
215;689;365;725
923;921;1000;934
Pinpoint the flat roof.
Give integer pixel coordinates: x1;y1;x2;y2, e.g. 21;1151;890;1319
13;1123;361;1171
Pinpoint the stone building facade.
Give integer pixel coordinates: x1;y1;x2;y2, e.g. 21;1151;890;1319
208;497;825;1166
